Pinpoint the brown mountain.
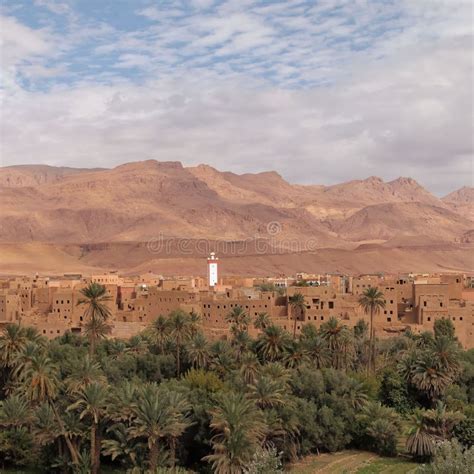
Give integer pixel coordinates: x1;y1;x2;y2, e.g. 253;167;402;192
332;202;471;242
0;160;472;275
442;186;474;220
0;164;105;187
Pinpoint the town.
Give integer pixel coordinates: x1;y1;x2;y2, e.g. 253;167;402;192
1;253;473;349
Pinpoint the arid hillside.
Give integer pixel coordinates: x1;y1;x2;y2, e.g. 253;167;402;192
442;186;474;220
0;160;472;275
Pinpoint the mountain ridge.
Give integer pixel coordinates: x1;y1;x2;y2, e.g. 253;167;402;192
0;160;472;274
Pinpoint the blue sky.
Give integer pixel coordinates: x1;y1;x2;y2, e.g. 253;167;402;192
0;0;472;194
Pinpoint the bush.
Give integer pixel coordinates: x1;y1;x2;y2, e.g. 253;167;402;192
0;427;34;467
379;368;413;413
453;416;474;448
242;446;283;473
420;439;474;473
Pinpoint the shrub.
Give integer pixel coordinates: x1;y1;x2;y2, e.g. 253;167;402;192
419;439;474;473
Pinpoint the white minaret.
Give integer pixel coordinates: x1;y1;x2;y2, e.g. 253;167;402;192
207;252;219;287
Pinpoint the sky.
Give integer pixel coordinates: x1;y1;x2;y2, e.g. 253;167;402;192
0;0;472;196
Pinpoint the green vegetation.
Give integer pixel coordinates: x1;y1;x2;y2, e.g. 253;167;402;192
0;284;472;473
290;451;419;473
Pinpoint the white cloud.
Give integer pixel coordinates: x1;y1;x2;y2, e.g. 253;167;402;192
33;0;72;16
0;15;56;90
0;0;472;196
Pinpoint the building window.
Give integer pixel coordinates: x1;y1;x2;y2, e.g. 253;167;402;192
329;301;334;309
427;317;431;321
424;301;427;307
387;317;391;322
320;316;324;320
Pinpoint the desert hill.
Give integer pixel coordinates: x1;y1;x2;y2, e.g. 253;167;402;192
0;160;472;275
0;164;105;187
442;186;474;220
332;202;471;242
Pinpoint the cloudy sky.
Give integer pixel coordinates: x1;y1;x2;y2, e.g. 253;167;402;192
0;0;472;195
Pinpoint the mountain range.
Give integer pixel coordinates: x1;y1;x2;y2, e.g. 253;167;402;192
0;160;472;275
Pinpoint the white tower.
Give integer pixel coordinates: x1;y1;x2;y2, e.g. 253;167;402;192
207;252;219;287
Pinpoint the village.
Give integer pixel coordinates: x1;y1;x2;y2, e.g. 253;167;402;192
1;253;473;349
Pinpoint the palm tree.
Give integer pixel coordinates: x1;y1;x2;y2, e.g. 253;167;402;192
260;362;291;386
226;306;251;333
204;392;266;473
187;332;210;369
149;315;170;354
32;402;61;448
248;375;286;409
289;293;306;339
424;401;464;440
102;422;141;468
397;347;420;383
411;351;452;403
11;341;43;381
339;326;355;371
210;342;237;378
358;287;385;373
406;409;435;458
353;319;369;339
406;402;464;459
0;394;34;428
301;334;330;369
353;320;370;372
19;352;59;403
239;352;260;385
0;324;28;371
342;378;369;410
254;312;270;331
128;383;191;471
256;325;291;362
108;381;138;424
188;310;201;338
84;318;112;357
321;317;346;369
19;352;79;464
231;329;251;361
77;282;112;356
283;341;309;368
68;382;110;474
65;354;106;394
162;389;192;468
83;313;112;357
168;310;191;377
430;335;460;378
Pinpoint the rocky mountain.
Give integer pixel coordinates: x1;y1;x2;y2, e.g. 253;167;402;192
0;160;472;274
442;186;474;220
0;164;104;187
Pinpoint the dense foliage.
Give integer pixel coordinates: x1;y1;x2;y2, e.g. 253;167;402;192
0;285;472;473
